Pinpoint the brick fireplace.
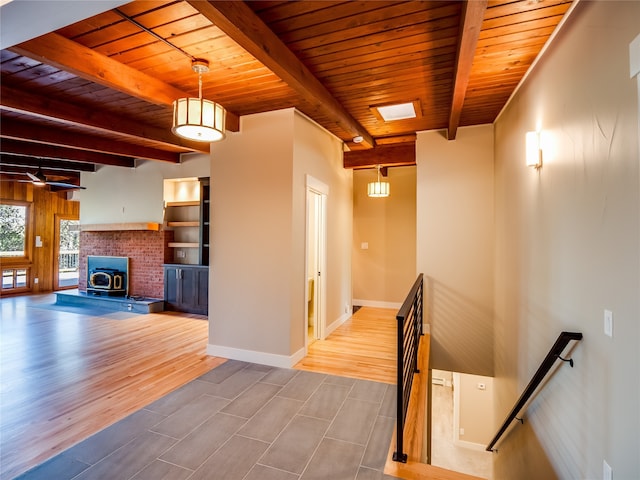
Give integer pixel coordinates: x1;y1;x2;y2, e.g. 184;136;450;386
79;229;173;299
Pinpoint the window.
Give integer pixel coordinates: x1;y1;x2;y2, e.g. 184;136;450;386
0;202;31;259
1;201;32;293
2;268;29;290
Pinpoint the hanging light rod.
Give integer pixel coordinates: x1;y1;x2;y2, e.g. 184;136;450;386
114;9;197;62
114;9;226;143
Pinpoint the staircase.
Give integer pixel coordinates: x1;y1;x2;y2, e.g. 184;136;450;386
384;331;487;480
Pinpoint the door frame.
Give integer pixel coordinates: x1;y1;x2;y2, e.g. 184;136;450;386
53;213;80;291
305;175;328;348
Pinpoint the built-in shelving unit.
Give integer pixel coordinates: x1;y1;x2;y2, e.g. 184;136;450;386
163;179;210;266
162;177;210;315
199;178;210;265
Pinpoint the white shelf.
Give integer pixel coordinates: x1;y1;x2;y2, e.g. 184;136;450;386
166;201;200;207
167;221;200;227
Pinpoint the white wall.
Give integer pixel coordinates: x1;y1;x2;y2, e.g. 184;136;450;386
454;372;494;447
416;125;495;377
352;166;417;307
207;109;351;366
493;2;640;479
293;112;352;343
79;155;209;224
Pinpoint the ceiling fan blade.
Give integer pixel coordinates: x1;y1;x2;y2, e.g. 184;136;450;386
46;181;86;190
26;171;40;182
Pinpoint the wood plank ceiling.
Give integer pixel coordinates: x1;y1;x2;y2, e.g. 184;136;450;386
0;0;574;187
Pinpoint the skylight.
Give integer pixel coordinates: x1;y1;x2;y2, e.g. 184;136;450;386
371;100;421;122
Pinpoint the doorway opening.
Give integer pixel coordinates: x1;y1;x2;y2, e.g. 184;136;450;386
54;215;80;290
305;175;327;348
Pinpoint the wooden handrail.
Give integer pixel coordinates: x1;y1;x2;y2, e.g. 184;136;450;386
393;273;424;462
486;331;583;452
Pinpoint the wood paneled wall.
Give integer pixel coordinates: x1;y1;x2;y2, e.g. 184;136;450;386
0;181;80;294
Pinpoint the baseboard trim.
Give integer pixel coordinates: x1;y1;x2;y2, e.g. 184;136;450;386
452;439;488;452
352;299;402;310
325;312;350;337
207;344;305;369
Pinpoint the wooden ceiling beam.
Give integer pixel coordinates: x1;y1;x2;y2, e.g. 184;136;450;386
1;118;181;163
447;0;487;140
375;134;417;146
0;163;82;183
344;144;415;170
0;139;135;168
0;155;97;173
0;84;209;154
187;0;374;148
10;32;240;133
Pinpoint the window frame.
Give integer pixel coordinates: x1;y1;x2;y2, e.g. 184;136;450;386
1;266;31;294
0;199;34;265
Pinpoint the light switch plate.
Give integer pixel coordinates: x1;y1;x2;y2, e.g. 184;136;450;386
603;460;612;480
604;310;613;338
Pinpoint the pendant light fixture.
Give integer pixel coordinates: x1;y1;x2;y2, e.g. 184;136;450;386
172;59;226;143
368;165;390;198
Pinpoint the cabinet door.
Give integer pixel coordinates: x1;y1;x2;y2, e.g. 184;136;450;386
164;267;179;310
179;267;197;309
194;268;209;314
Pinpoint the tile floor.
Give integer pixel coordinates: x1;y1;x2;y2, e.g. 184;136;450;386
16;360;399;480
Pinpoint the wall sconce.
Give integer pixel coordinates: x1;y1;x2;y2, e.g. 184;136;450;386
526;131;542;168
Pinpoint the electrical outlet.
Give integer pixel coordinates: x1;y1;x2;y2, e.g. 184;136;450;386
177;250;186;258
459;428;465;436
603;460;612;480
34;278;39;284
604;310;613;338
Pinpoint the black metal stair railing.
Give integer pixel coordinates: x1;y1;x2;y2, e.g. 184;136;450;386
486;331;583;452
393;273;424;463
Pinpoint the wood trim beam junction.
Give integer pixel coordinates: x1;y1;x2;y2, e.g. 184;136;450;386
0;139;135;168
0;84;209;154
0;118;180;163
447;0;488;140
188;0;374;148
10;33;240;133
344;144;416;170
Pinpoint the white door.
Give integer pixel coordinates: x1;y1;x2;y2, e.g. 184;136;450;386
306;176;328;347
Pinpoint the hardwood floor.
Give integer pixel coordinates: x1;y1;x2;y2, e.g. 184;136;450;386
294;306;398;384
0;293;224;480
0;295;475;480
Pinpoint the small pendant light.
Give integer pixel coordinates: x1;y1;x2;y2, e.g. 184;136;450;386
172;59;226;143
368;165;390;198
